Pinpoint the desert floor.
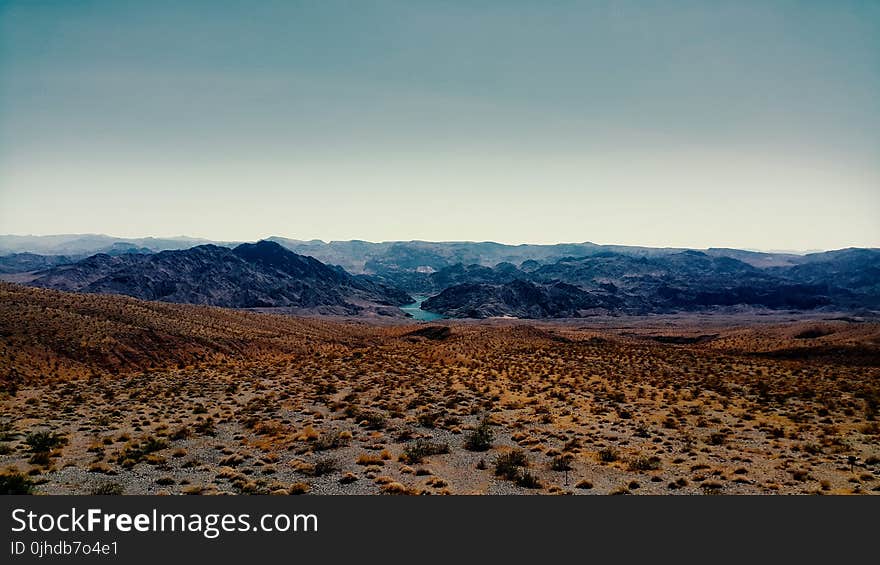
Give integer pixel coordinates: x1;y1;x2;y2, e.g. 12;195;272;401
1;283;878;495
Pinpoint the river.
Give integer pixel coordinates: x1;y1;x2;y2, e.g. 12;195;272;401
400;295;446;321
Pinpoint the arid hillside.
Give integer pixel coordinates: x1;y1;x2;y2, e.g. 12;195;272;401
1;283;878;495
0;282;376;382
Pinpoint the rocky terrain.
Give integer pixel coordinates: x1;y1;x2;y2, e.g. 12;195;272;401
0;253;77;275
19;241;412;316
422;248;880;318
2;236;877;319
423;279;619;318
1;283;878;495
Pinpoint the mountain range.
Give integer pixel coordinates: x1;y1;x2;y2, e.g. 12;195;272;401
0;234;877;319
423;248;880;318
0;234;807;275
13;241;411;316
0;234;214;257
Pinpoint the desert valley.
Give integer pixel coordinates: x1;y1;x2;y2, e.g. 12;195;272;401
1;236;878;495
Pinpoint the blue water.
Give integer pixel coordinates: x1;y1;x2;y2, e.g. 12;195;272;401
400;295;446;321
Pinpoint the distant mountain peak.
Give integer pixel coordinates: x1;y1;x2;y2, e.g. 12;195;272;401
234;239;291;259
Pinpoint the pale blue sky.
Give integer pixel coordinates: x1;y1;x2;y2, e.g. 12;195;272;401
1;1;878;249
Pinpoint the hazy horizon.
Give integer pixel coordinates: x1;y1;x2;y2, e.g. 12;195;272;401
0;231;861;255
2;1;879;250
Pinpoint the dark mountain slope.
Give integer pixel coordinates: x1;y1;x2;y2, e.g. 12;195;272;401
773;248;880;307
0;253;76;274
423;279;620;318
421;250;874;318
27;241;411;315
27;253;145;291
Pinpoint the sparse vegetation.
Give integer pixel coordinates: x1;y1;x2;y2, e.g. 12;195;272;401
0;471;34;495
516;470;542;489
628;455;662;472
25;431;65;453
90;482;125;495
494;450;529;481
400;440;450;464
356;453;384;466
289;482;310;495
550;454;574;472
464;418;494;452
312;431;349;452
307;458;337;477
1;282;878;495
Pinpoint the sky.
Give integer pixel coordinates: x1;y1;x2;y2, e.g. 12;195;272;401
0;1;878;251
